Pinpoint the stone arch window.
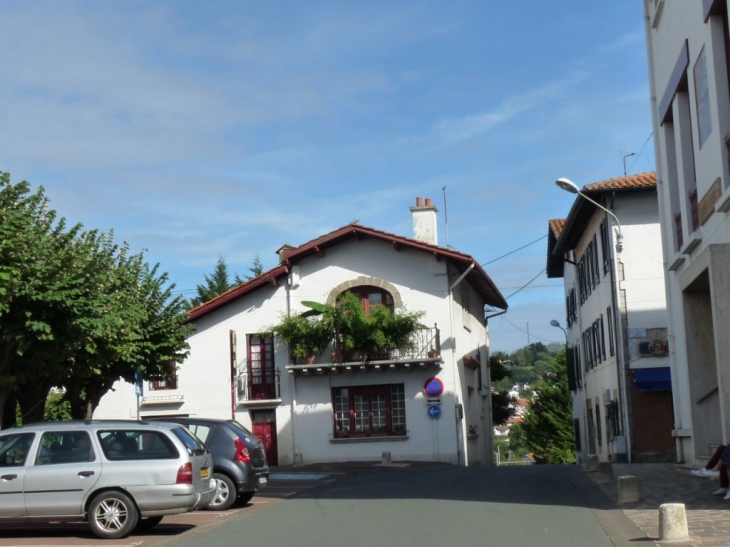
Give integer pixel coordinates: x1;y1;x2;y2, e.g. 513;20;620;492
326;276;403;312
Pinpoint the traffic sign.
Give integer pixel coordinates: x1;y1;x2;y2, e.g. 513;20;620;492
424;377;444;397
427;405;442;419
427;397;441;405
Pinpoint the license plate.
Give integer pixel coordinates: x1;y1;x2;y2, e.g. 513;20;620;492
201;467;210;478
258;477;267;486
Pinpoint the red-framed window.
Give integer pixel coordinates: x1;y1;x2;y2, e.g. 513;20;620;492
149;362;178;391
347;287;394;316
332;384;406;438
247;334;276;400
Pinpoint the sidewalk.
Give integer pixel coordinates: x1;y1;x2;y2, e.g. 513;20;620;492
589;463;730;546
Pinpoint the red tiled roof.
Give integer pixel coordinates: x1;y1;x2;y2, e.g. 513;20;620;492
186;222;507;321
584;172;657;192
186;264;289;322
548;219;566;238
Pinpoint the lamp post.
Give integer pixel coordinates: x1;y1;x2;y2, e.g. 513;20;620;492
556;177;623;253
550;319;568;344
555;176;632;463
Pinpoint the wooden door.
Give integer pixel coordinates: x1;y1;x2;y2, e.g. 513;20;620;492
251;410;278;466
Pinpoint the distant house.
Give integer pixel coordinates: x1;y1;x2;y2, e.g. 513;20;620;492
547;173;673;463
95;198;508;466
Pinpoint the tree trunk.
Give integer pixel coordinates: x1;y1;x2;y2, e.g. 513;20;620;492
16;382;51;424
1;392;17;429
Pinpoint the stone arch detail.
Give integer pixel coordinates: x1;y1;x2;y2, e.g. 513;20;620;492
326;276;403;308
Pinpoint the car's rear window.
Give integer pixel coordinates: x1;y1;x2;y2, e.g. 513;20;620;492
98;429;180;460
171;427;207;456
229;420;258;443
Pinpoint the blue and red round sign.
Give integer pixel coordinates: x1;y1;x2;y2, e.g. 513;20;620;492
424;377;444;397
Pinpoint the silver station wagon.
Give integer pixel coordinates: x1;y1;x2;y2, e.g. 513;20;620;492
0;420;216;539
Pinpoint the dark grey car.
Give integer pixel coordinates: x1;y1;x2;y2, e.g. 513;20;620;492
150;418;269;510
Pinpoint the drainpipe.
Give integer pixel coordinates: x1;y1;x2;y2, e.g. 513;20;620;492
286;268;298;465
447;262;475;466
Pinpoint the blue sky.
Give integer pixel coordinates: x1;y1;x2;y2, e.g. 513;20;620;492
0;1;655;352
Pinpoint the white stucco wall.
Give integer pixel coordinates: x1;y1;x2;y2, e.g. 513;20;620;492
645;0;730;463
562;188;667;462
95;235;494;467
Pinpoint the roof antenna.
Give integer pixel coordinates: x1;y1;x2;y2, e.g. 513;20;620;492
442;185;450;247
622;151;635;176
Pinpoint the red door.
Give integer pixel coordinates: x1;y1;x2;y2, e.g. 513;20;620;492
251;411;278;466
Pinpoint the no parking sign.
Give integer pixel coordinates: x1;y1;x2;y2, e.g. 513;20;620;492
424;377;444;397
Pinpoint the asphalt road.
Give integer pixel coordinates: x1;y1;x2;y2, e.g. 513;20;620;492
2;465;643;547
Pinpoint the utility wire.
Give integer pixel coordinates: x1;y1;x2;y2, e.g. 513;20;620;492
481;234;547;266
503;268;547;300
499;315;561;344
626;131;654;174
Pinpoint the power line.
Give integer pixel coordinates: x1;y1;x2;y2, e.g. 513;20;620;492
503;268;547;300
481;235;547;266
498;315;561;344
626;131;654;174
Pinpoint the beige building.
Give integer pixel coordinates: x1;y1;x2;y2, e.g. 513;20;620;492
644;0;730;465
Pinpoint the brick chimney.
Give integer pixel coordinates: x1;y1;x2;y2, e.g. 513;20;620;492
410;197;438;245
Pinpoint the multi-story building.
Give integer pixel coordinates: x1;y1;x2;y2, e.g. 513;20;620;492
94;198;508;467
547;173;673;463
644;0;730;466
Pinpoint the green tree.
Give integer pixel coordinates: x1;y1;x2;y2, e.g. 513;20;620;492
489;356;514;426
0;172;192;424
244;254;264;281
518;349;575;464
189;257;233;308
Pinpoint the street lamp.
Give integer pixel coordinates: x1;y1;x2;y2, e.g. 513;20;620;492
555;177;623;253
550;319;568;344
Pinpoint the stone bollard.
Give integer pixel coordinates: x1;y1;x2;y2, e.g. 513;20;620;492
595;461;613;484
382;451;392;464
617;475;639;503
585;455;599;472
658;503;689;542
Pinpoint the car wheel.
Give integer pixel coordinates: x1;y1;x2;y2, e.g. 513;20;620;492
136;516;164;531
207;473;237;511
237;491;255;505
88;491;139;539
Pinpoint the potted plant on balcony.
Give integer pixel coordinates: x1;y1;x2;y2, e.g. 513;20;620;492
368;305;425;359
334;292;425;361
268;312;333;364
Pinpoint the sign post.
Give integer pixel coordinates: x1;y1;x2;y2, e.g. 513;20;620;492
134;370;144;421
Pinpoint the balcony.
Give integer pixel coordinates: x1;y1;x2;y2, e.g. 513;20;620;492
148;374;178;391
238;369;282;406
286;325;442;376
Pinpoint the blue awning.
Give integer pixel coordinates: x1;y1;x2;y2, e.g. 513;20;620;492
633;367;672;392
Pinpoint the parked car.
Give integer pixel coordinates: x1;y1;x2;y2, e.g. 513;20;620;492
0;420;216;539
149;417;269;510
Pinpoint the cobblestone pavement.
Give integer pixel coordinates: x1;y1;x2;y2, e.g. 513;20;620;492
590;463;730;547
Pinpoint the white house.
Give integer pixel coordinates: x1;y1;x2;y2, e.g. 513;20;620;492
547;173;673;463
94;198;508;467
644;0;730;466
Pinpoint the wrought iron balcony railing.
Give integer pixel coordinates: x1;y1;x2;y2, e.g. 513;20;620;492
290;325;441;365
237;369;281;402
148;373;178;391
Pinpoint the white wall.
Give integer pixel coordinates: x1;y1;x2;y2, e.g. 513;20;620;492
95;234;492;467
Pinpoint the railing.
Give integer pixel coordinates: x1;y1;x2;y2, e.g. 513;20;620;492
148;374;178;391
238;369;281;401
293;325;441;365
